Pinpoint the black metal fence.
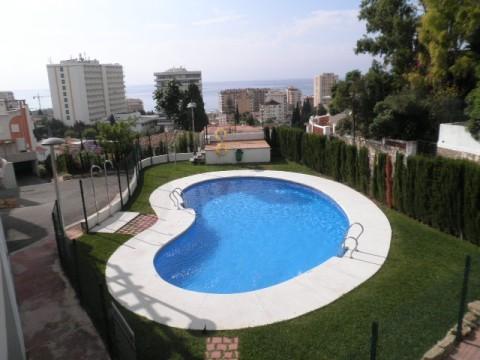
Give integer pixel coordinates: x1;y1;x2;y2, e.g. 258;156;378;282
53;201;136;360
73;149;139;234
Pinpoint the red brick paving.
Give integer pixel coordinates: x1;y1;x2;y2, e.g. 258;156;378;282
447;329;480;360
10;236;109;360
116;214;158;235
205;337;239;359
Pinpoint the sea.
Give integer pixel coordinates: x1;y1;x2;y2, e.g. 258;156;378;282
12;78;313;113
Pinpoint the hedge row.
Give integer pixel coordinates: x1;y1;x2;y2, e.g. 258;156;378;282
275;128;370;193
268;126;480;245
393;154;480;243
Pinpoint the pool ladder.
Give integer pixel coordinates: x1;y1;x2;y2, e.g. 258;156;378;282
169;188;184;209
339;222;364;257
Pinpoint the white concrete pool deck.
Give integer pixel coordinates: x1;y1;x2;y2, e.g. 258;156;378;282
105;170;391;330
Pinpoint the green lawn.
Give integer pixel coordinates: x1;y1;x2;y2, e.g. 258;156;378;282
77;160;480;360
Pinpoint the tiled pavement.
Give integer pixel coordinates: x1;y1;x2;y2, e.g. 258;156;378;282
11;235;109;359
116;214;158;235
447;329;480;360
205;337;239;359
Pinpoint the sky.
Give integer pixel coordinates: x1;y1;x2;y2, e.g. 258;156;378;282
1;0;373;91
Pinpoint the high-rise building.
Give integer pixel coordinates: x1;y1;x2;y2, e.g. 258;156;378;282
286;86;302;109
261;99;285;124
154;67;202;93
265;89;288;122
313;73;338;107
219;88;269;114
47;56;127;125
303;95;315;109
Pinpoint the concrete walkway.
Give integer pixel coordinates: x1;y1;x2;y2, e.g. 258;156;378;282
10;234;109;359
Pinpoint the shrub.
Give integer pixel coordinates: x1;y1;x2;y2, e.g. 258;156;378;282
277;127;303;162
263;127;271;145
393;153;405;212
372;153;387;202
344;144;357;187
271;126;480;246
270;127;280;157
463;161;480;244
37;163;47;178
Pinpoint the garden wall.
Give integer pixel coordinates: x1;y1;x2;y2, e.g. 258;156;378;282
269;127;480;245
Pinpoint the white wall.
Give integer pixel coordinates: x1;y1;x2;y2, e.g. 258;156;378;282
0;220;26;360
437;123;480;156
0;160;17;189
206;148;270;164
207;131;264;143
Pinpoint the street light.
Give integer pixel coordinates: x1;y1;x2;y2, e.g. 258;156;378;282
187;102;197;132
41;137;66;232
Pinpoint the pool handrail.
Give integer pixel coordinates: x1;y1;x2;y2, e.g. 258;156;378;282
340;222;364;257
169;188;184;209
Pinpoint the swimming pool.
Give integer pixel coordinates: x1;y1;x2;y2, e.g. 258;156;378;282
154;177;349;294
106;170;391;329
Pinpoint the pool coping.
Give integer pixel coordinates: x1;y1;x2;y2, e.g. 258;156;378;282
105;170;392;330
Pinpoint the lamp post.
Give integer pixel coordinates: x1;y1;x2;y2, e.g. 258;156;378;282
41;137;66;232
187;102;197;132
187;102;197;153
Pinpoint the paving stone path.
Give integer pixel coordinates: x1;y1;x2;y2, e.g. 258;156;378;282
205;337;239;359
116;214;158;235
11;235;109;359
447;329;480;360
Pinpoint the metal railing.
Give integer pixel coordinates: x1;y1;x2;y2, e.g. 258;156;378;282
168;187;184;209
339;222;364;257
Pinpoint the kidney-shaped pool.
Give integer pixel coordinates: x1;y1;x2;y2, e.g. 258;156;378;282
106;170;391;330
154;177;349;293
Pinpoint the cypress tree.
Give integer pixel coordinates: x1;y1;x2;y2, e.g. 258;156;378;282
393;153;405;212
264;127;271;145
357;147;370;194
463;161;480;244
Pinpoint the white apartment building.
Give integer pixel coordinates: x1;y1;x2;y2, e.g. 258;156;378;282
265;89;288;122
286;86;302;109
154;67;202;93
47;56;127;125
314;73;338;107
261;99;286;124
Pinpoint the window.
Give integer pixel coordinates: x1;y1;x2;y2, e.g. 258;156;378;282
62;80;65;84
63;92;67;96
65;104;68;109
60;73;64;79
62;86;66;91
64;98;67;102
66;115;70;120
66;110;69;115
60;66;63;72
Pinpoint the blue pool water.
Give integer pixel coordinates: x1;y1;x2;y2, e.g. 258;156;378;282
154;177;349;294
